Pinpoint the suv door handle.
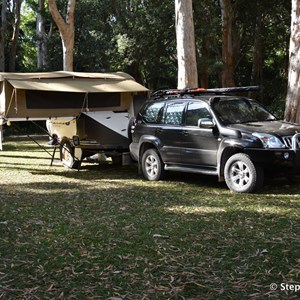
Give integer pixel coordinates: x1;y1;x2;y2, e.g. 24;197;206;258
156;128;163;134
182;130;189;136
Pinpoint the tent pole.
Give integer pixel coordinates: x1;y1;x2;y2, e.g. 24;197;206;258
29;121;81;167
14;88;18;113
5;89;16;119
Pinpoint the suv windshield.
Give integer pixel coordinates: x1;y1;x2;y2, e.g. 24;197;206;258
212;98;276;125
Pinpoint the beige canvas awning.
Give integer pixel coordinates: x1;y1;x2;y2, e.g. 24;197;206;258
0;71;148;121
0;71;136;82
7;78;148;93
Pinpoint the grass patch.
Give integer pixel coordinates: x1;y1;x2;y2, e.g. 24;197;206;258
0;137;300;299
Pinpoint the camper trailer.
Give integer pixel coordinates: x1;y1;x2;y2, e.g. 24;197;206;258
0;71;148;168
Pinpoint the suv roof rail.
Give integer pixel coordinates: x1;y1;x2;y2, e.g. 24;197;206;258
151;86;260;98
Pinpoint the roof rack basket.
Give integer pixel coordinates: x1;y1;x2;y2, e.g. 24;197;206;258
151;86;260;98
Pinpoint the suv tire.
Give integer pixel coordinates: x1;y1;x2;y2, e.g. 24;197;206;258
141;149;165;181
224;153;264;193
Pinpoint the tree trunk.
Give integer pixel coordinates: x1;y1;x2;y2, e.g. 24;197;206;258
285;0;300;123
250;4;264;101
220;0;236;87
9;0;23;72
175;0;198;89
48;0;76;71
0;0;7;71
200;37;209;88
37;0;48;69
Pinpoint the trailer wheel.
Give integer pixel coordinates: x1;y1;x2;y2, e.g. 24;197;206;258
60;139;81;169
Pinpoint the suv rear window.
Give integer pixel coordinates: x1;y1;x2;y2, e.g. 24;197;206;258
162;102;186;125
142;102;165;123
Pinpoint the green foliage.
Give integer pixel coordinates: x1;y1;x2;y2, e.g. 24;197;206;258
1;0;17;70
234;0;291;104
19;2;38;71
4;0;293;103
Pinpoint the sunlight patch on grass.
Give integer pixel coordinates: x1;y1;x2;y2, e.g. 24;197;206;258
166;205;226;214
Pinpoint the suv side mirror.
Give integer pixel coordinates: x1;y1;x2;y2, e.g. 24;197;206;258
198;118;215;129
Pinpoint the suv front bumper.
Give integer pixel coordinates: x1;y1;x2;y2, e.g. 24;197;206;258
245;148;300;172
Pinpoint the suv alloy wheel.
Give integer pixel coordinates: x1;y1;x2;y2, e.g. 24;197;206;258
224;153;264;193
141;149;165;181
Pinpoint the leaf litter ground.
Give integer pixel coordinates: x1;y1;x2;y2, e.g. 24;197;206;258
0;136;299;299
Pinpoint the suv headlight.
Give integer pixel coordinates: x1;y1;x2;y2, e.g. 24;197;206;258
252;133;285;149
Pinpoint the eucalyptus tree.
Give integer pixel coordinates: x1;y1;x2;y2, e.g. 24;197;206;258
48;0;76;71
37;0;50;69
0;0;8;71
285;0;300;123
175;0;198;88
219;0;237;87
200;0;290;107
9;0;23;72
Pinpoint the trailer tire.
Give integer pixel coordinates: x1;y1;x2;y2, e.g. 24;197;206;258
60;138;81;169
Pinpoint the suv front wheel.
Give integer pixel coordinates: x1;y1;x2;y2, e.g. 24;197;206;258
141;149;165;181
224;153;264;193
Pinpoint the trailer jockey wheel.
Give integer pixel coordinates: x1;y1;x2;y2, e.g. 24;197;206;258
60;138;81;169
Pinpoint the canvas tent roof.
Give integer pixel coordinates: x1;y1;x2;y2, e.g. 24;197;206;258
7;78;148;93
0;71;136;81
0;71;148;93
0;71;148;125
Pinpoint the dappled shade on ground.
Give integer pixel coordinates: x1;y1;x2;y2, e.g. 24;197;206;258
0;137;299;299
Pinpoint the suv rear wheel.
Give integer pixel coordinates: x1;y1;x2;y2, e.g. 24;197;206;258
224;153;264;193
141;149;165;181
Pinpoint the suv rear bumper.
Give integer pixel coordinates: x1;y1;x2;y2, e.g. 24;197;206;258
245;148;300;171
129;142;139;161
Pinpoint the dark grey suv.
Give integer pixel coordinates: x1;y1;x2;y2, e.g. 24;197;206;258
129;87;300;193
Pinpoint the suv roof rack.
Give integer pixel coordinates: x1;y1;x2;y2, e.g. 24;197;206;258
151;86;260;98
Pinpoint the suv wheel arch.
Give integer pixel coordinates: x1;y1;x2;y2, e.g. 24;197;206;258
218;147;243;180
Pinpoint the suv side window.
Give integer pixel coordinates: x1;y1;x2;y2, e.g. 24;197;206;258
163;102;186;125
185;102;212;126
142;102;165;123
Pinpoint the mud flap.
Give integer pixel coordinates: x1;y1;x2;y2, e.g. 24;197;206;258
122;152;133;166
